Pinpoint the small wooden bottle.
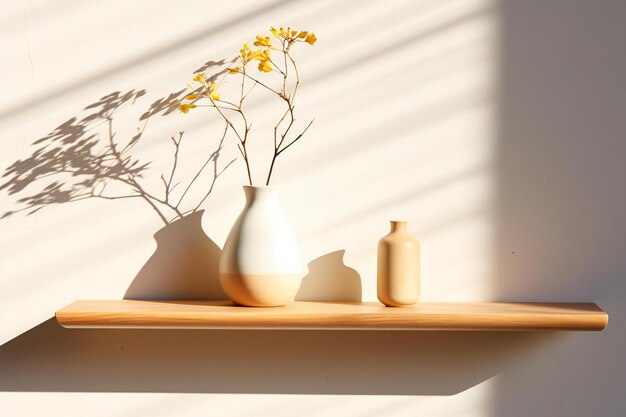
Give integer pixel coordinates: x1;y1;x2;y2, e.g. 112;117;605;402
377;221;420;307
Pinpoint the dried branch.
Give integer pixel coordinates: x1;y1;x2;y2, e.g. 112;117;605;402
177;123;230;209
178;27;316;186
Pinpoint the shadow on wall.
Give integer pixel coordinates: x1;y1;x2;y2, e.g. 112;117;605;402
0;199;372;394
296;250;362;302
0;59;235;225
124;210;226;300
491;1;626;416
0;318;552;394
123;210;363;301
0;53;364;303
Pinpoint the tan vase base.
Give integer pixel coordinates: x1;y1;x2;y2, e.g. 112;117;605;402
378;297;419;307
219;272;302;307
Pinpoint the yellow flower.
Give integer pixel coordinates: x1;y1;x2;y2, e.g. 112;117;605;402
228;67;240;74
179;103;197;114
252;49;271;62
249;49;264;60
206;81;220;100
240;43;250;59
240;43;264;63
193;73;205;84
185;93;198;100
258;60;272;72
267;26;316;44
254;35;272;47
305;32;317;45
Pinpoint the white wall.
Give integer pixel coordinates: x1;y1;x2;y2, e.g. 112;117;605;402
0;0;624;416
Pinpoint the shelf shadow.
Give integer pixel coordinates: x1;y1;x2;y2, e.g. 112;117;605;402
0;318;551;394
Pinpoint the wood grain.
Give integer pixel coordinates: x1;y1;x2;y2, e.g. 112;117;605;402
55;300;608;331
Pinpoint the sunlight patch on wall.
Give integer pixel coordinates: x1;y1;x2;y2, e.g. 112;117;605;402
284;0;499;303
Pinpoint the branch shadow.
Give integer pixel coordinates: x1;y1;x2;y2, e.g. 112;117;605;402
0;80;232;224
0;90;151;219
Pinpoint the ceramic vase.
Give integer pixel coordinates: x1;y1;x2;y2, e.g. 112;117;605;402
377;220;421;307
219;186;305;306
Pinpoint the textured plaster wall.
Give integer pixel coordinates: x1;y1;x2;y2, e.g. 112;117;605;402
0;0;624;416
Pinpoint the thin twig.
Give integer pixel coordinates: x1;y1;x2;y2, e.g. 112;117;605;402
211;101;252;185
194;158;236;212
240;72;281;95
277;119;314;156
176;123;228;208
265;43;309;185
242;82;257;101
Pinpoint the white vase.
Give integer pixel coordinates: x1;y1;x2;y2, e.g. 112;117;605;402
219;186;305;306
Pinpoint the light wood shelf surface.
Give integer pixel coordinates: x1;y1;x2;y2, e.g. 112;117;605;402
55;300;608;331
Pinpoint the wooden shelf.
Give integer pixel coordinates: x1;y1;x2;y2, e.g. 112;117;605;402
55;300;608;331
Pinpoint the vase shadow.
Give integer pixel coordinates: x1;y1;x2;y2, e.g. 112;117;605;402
296;250;362;302
124;210;227;300
124;226;361;302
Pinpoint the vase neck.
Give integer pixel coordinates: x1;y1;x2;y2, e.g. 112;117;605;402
243;185;279;205
390;221;408;233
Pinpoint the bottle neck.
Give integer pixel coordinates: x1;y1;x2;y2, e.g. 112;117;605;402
390;221;408;233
